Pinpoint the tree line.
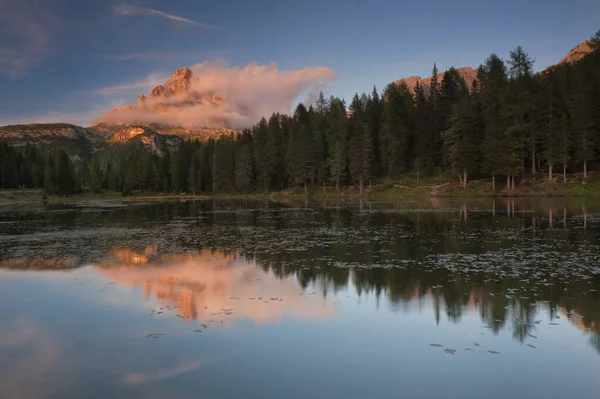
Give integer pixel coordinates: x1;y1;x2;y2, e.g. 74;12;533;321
0;143;80;195
1;31;599;196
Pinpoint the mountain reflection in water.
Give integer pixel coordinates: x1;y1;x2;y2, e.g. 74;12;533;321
2;200;600;398
93;247;335;324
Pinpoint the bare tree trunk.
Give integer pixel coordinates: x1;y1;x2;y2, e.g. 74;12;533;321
521;159;525;183
304;181;308;195
549;165;553;183
506;175;511;191
360;177;364;194
492;175;495;191
563;164;567;184
584;160;588;179
511;176;515;191
563;207;567;229
549;209;553;228
463;168;467;188
458;172;463;188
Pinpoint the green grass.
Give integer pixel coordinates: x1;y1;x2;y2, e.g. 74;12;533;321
2;172;600;206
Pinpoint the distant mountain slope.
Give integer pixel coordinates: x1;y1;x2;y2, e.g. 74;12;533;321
396;40;597;91
93;126;182;164
0;123;111;160
397;67;477;92
557;40;595;65
91;122;237;142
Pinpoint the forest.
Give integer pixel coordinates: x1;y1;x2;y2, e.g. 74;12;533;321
1;31;599;196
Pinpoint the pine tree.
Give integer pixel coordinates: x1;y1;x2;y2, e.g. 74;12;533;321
267;114;285;190
212;135;236;194
348;123;373;193
428;63;443;169
235;141;254;196
366;86;383;179
88;161;103;193
381;82;414;177
325;97;348;192
413;82;434;174
442;96;481;187
187;154;199;195
480;56;508;189
506;46;535;180
55;149;75;195
253;118;270;192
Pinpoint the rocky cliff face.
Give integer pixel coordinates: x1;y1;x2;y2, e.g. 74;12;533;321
557;41;595;65
397;67;477;92
0;123;113;160
95;67;227;129
0;123;110;143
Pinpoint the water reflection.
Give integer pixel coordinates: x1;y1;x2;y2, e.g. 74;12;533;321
1;245;599;354
93;247;335;325
1;199;600;398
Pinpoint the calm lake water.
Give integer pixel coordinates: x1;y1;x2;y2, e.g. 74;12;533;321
1;198;600;399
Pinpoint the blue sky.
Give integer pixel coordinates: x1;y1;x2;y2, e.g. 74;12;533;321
0;0;598;126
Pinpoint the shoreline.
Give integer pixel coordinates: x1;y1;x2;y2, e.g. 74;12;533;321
2;174;600;205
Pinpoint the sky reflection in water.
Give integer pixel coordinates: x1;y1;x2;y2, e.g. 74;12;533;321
1;199;600;398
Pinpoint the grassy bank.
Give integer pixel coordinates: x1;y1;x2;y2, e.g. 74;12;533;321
2;172;600;205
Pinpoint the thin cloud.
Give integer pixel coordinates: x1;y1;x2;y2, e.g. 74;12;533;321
113;4;215;29
93;72;169;95
0;0;54;77
123;356;227;386
102;50;232;62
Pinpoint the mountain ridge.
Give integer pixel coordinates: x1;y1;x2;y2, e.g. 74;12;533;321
1;38;596;160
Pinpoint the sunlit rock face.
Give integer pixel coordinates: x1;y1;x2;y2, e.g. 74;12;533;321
96;67;233;131
94;248;335;325
557;41;595;65
396;67;477;92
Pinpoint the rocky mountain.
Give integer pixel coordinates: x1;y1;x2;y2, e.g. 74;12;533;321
1;38;596;160
0;123;184;160
0;123;112;160
556;40;595;65
95;67;230;130
396;40;597;91
397;67;477;92
93;122;237;142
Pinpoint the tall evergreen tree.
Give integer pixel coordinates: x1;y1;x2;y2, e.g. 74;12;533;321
381;82;414;177
326;97;348;192
442;96;481;187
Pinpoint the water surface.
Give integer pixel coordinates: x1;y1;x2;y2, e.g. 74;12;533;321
1;198;599;398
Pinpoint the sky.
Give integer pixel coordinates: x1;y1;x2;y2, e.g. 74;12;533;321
0;0;598;127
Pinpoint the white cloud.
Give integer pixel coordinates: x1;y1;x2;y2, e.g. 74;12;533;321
113;4;215;29
97;61;338;129
92;72;170;95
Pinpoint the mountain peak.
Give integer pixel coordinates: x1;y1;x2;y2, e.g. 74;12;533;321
397;67;477;92
557;40;595;65
96;66;228;130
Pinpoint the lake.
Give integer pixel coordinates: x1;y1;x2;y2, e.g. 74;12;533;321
1;198;599;399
